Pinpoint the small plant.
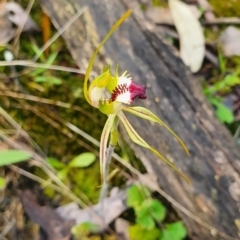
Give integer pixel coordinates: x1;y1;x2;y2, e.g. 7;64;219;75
0;150;32;189
127;184;187;240
30;44;62;86
0;149;32;166
0;177;6;189
47;152;96;180
71;222;99;239
203;51;240;124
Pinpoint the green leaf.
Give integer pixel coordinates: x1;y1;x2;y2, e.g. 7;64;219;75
136;205;155;229
147;199;166;222
215;103;234;123
99;114;116;182
30;52;58;76
123;106;189;155
34;76;62;85
129;224;161;240
47;157;65;169
136;199;166;229
118;111;191;184
0;150;31;166
0;177;6;189
57;168;69;180
160;221;187;240
72;222;99;237
209;97;234;123
31;44;46;62
69;152;96;168
127;184;150;208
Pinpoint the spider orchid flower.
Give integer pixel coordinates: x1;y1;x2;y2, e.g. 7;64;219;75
83;10;190;184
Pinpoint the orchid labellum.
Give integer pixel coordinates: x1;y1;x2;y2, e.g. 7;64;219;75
84;10;190;184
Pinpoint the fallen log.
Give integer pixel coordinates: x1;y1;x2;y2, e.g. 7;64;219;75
40;0;240;239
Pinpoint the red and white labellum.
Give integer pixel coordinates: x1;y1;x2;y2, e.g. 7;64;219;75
111;73;146;104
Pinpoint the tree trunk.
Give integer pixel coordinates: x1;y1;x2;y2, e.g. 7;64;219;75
40;0;240;239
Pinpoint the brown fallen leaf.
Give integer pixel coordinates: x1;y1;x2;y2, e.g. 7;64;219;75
19;190;74;240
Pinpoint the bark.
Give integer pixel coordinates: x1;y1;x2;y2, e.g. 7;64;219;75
40;0;240;239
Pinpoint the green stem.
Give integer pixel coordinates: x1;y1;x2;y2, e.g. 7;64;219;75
99;117;119;225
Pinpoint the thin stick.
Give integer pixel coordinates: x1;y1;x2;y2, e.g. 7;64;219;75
0;90;100;124
0;61;96;77
12;0;35;50
203;17;240;25
8;165;82;203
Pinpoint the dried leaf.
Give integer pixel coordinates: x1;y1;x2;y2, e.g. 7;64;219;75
115;218;130;240
0;4;16;44
20;190;74;240
146;7;174;25
169;0;205;72
0;2;39;44
5;2;39;31
218;26;240;57
56;187;128;230
146;6;200;25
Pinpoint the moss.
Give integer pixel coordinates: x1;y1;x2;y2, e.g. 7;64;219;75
70;161;101;203
152;0;168;8
209;0;240;17
204;28;220;43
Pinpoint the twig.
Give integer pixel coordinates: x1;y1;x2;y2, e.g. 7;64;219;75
8;165;80;202
0;60;96;77
12;0;35;51
0;90;100;124
203;17;240;25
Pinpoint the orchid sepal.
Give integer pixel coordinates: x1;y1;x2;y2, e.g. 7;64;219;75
99;101;122;115
123;106;189;155
118;111;191;184
83;10;132;105
100;114;116;183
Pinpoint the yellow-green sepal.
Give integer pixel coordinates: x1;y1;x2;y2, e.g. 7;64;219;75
99;101;122;115
118;111;191;184
83;10;132;105
105;65;118;93
100;114;116;183
92;71;111;88
123;106;189;155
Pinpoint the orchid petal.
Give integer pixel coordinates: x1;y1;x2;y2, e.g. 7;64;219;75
105;65;119;93
118;111;191;184
123;106;189;155
84;10;132;105
100;114;116;183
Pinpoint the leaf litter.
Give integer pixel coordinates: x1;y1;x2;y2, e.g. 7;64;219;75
0;1;39;44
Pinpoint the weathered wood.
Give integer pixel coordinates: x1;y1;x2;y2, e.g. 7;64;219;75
40;0;240;239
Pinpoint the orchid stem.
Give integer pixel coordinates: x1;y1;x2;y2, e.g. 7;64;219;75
99;117;119;226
